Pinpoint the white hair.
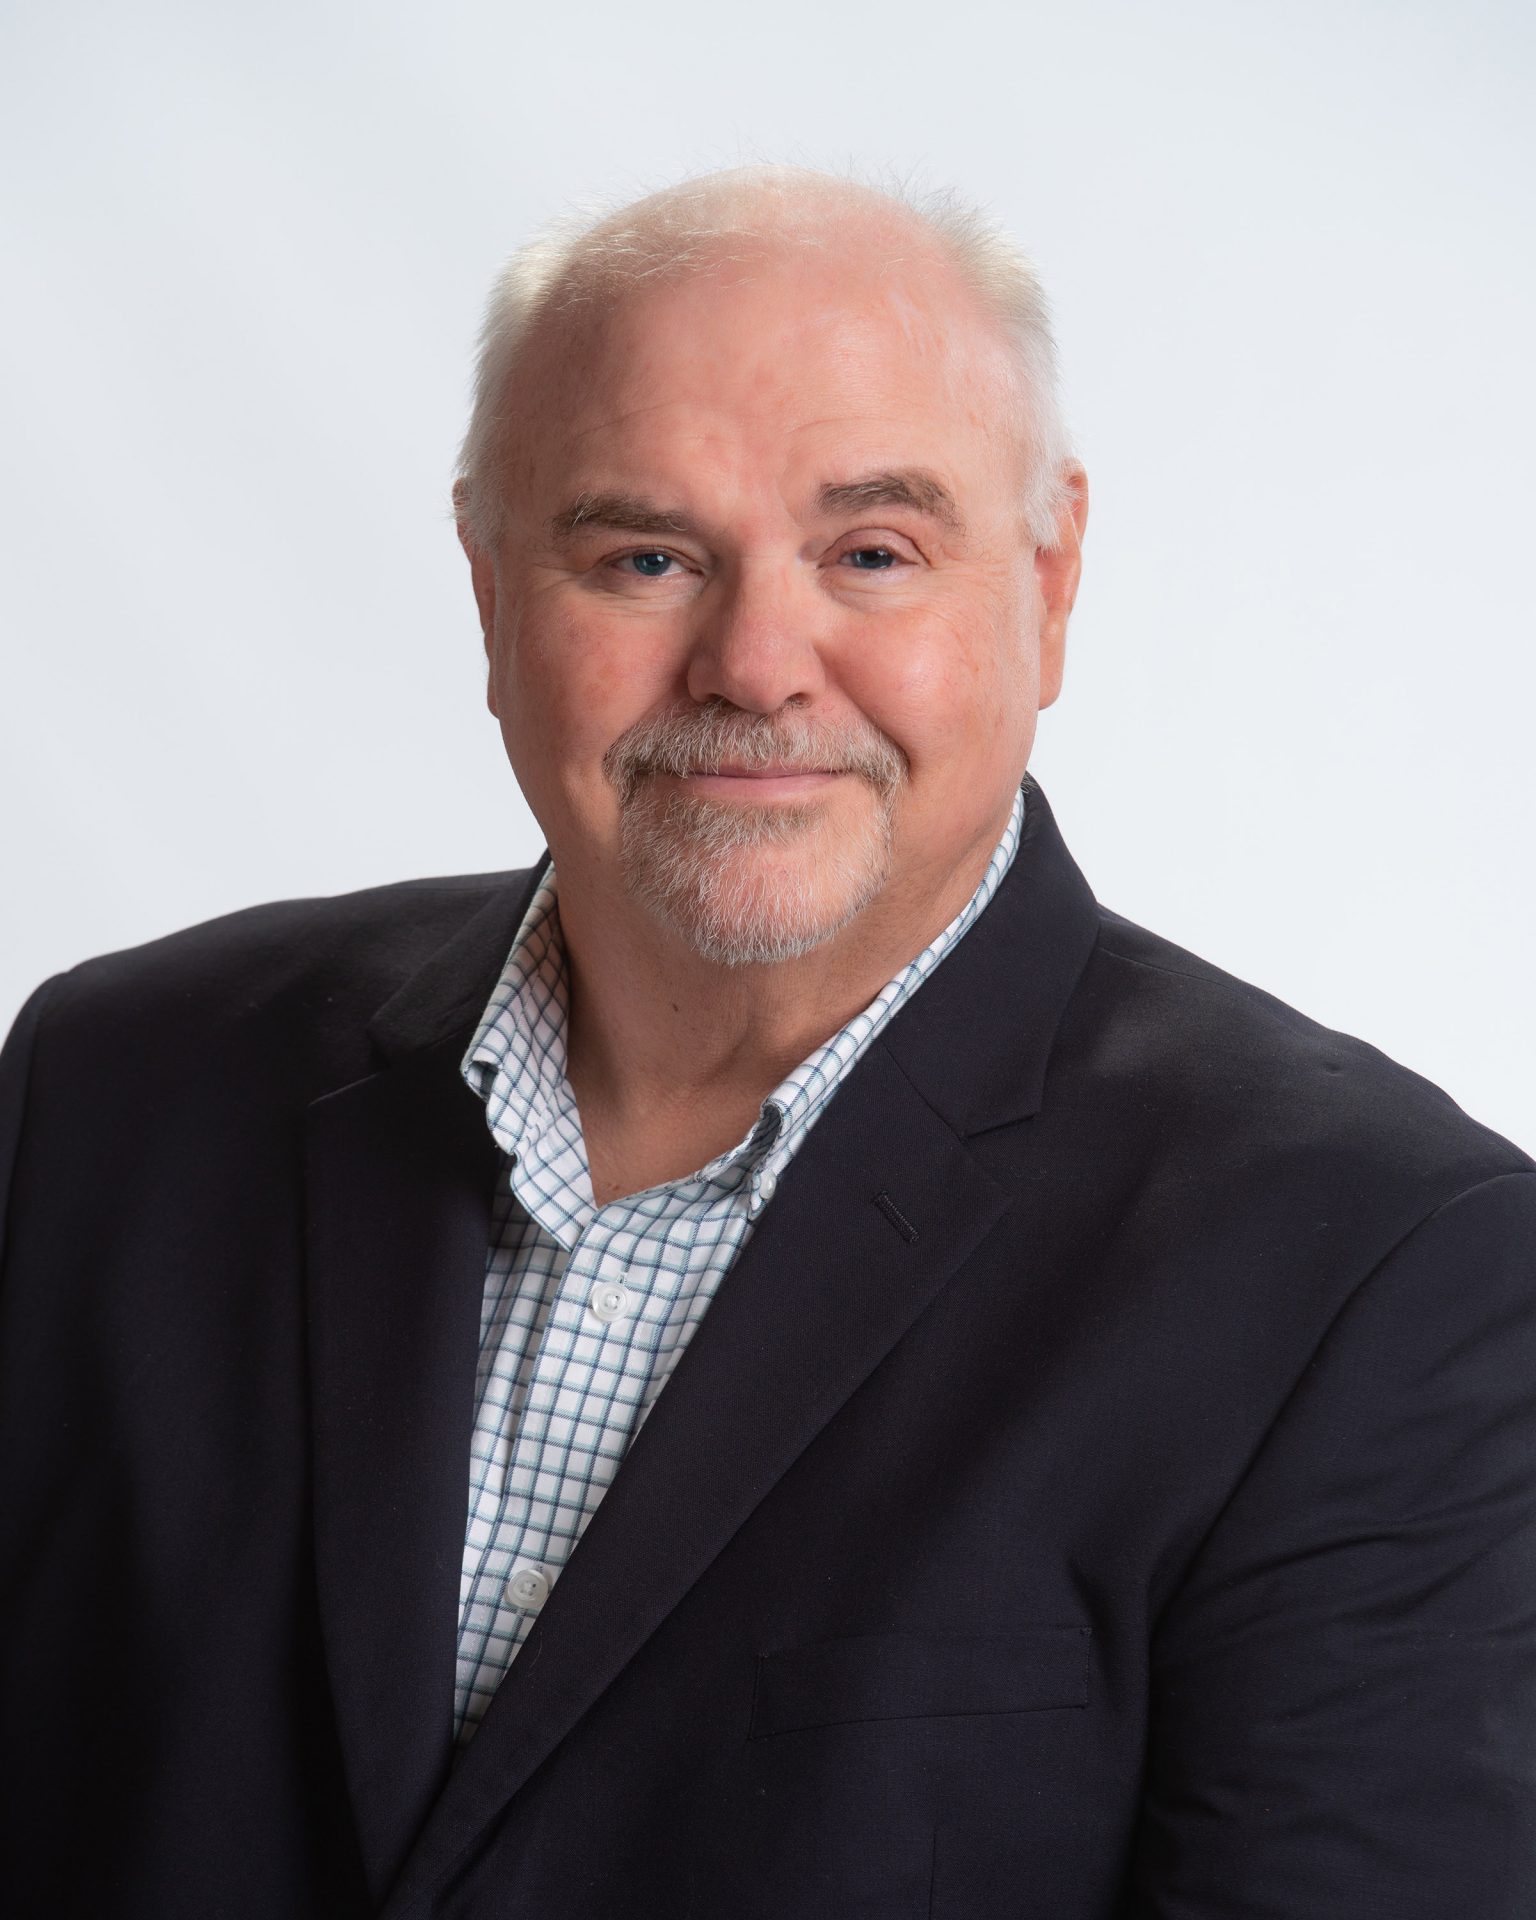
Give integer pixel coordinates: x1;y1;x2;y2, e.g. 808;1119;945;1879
454;163;1077;552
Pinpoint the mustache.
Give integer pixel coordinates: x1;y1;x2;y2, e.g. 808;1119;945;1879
603;701;908;803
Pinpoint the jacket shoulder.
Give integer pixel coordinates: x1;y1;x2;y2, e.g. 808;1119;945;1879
1071;906;1532;1198
18;868;538;1083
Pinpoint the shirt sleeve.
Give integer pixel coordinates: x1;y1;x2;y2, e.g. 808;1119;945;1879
1127;1169;1536;1919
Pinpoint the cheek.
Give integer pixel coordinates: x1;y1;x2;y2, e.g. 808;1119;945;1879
500;602;679;787
839;604;1036;767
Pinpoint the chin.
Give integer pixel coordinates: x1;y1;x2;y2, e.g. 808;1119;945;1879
618;786;896;968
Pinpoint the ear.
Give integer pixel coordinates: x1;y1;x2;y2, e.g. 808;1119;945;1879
454;479;501;717
1033;464;1088;711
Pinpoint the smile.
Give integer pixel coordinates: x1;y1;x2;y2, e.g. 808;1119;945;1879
675;769;844;799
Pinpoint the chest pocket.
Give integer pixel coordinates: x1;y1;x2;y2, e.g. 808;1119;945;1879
748;1626;1091;1739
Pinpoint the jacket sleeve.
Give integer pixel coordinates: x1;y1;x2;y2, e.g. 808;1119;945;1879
1128;1169;1536;1919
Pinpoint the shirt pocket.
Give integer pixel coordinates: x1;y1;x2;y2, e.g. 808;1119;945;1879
747;1626;1091;1740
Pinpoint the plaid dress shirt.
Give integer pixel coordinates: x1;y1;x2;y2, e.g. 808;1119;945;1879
453;784;1025;1740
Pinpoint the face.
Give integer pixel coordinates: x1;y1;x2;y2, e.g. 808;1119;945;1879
465;230;1086;969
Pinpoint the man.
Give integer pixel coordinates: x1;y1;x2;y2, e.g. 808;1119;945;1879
1;165;1532;1918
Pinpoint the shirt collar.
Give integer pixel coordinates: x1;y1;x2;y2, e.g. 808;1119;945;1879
461;865;574;1163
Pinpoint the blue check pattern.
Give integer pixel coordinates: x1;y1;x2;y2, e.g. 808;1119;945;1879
453;784;1026;1741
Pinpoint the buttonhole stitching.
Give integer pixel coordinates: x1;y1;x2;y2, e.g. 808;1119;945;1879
873;1191;919;1243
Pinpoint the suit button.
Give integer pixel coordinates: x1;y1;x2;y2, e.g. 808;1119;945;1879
506;1565;550;1611
590;1280;634;1323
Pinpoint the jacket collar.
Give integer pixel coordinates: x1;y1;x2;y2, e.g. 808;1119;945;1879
364;856;550;1065
876;776;1101;1135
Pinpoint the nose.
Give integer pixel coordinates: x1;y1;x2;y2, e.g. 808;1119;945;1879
683;558;828;714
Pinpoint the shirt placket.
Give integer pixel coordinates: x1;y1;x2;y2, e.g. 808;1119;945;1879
486;1201;665;1637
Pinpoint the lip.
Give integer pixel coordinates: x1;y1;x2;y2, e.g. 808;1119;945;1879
675;768;843;800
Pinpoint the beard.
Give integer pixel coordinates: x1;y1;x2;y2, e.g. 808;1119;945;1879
602;701;908;967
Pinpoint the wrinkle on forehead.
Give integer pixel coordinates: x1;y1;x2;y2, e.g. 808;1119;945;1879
542;321;1011;455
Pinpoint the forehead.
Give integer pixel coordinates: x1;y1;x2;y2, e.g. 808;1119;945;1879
511;241;1024;512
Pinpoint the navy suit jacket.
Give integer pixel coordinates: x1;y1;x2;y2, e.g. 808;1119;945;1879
2;778;1534;1917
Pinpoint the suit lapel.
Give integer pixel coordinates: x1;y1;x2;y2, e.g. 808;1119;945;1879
305;1038;496;1900
304;879;540;1900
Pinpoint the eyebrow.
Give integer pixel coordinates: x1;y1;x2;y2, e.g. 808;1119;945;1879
816;469;964;533
546;467;964;545
547;492;693;543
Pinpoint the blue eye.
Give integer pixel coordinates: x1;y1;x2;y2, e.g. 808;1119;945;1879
624;551;675;577
844;547;897;570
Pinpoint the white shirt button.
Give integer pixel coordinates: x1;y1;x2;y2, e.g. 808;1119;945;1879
505;1565;550;1611
590;1280;634;1323
757;1169;778;1202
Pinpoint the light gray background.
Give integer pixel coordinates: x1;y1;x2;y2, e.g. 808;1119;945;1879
3;0;1532;1148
